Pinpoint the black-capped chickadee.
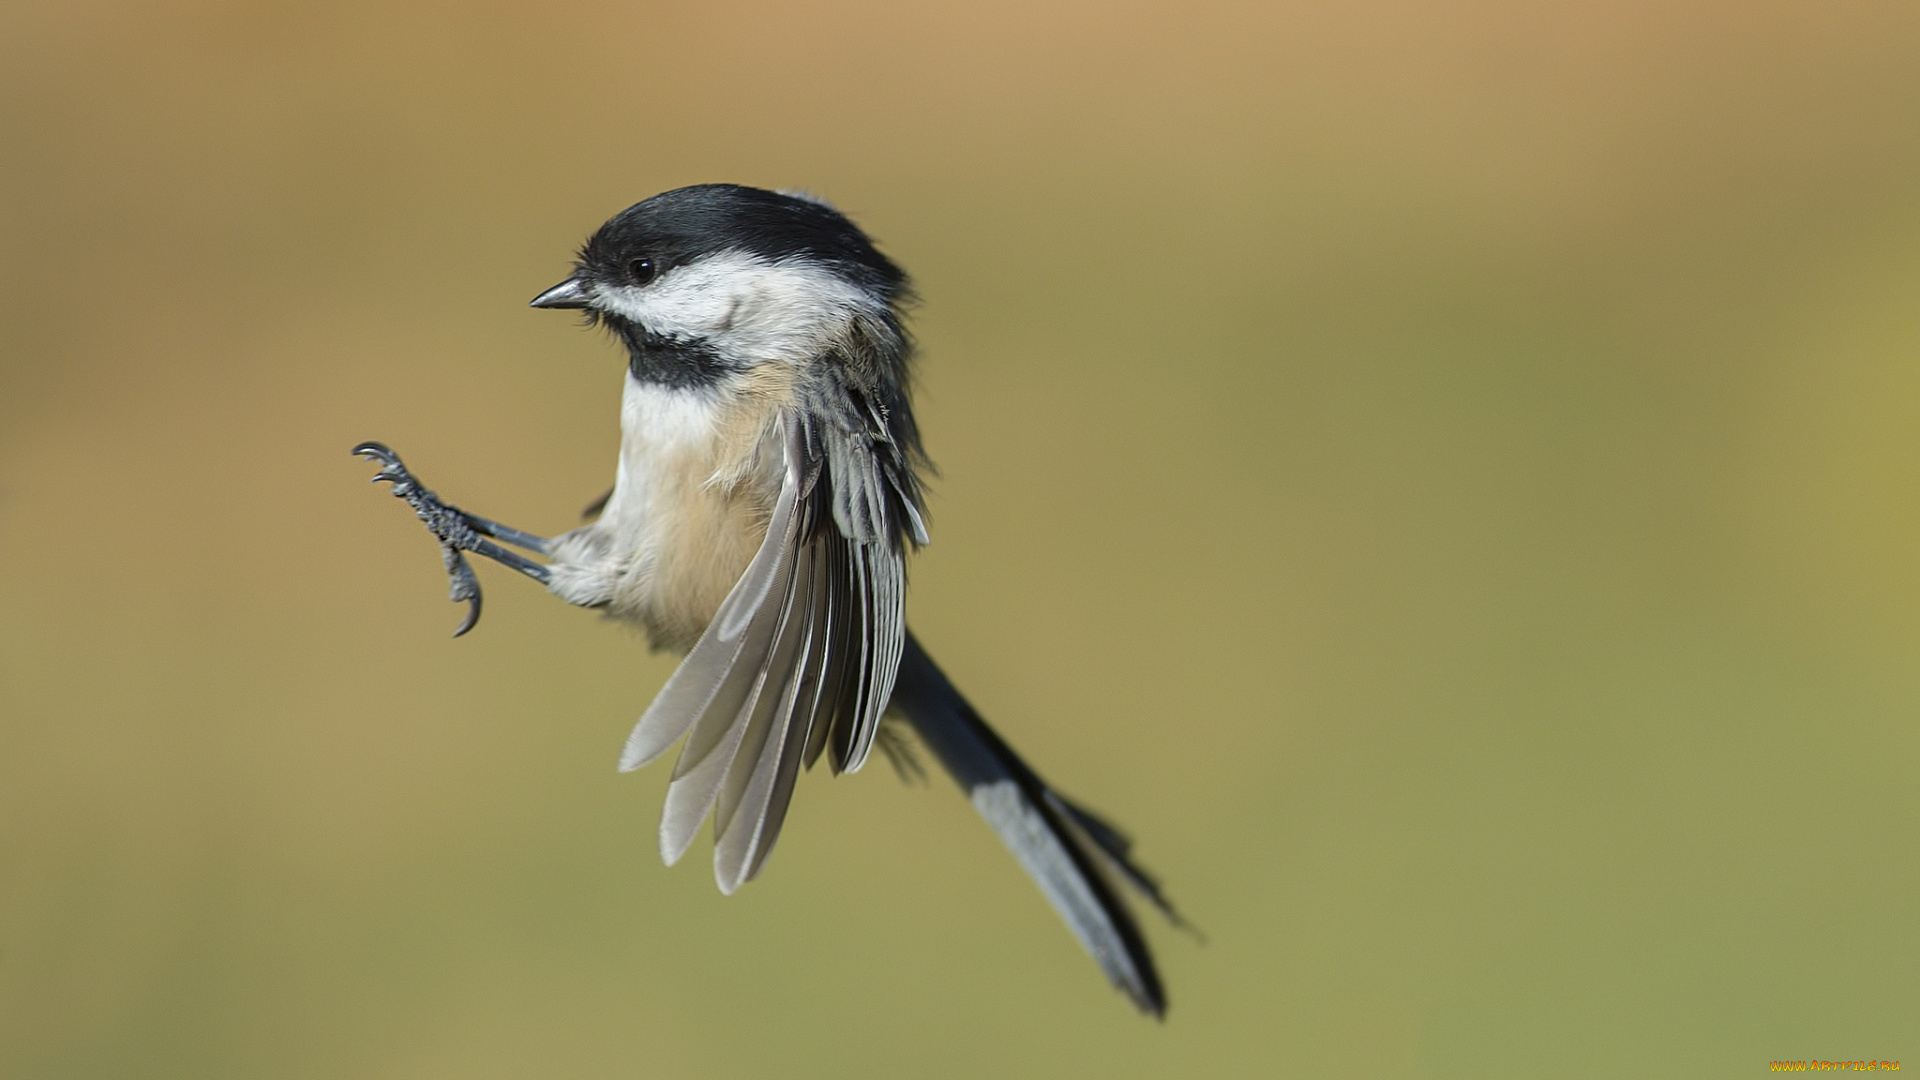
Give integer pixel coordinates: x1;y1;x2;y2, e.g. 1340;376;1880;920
354;184;1181;1015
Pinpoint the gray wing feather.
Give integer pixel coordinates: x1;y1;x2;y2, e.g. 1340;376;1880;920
713;543;829;892
617;444;806;774
837;541;903;773
710;541;815;866
621;411;917;890
649;422;811;867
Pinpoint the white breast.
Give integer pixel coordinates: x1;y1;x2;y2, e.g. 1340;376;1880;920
546;374;788;652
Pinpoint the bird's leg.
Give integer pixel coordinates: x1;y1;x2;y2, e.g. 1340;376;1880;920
352;441;552;636
457;512;552;556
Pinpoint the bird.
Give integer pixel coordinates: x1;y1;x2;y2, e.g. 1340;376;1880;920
353;183;1182;1015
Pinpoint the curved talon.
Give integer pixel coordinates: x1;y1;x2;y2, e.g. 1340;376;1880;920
356;446;416;493
452;592;482;637
442;544;484;637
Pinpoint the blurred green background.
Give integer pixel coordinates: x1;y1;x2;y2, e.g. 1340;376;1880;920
4;0;1918;1076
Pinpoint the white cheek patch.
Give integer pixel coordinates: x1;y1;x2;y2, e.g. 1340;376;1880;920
592;251;881;366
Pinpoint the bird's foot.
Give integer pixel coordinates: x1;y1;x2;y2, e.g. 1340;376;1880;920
353;441;486;636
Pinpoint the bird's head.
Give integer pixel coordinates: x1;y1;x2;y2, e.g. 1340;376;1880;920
531;185;912;392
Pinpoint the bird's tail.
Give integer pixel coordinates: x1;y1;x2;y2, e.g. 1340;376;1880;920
888;630;1184;1017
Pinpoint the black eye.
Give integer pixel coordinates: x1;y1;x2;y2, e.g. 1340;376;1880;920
628;258;657;286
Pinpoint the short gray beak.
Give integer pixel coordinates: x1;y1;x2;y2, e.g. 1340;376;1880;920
529;278;592;309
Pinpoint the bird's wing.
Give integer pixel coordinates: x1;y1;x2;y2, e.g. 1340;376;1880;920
616;408;917;892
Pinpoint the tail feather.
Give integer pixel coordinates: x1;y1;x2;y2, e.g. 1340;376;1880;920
1044;791;1193;936
889;631;1174;1017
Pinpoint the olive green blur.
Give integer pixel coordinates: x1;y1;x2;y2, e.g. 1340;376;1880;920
3;1;1917;1076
